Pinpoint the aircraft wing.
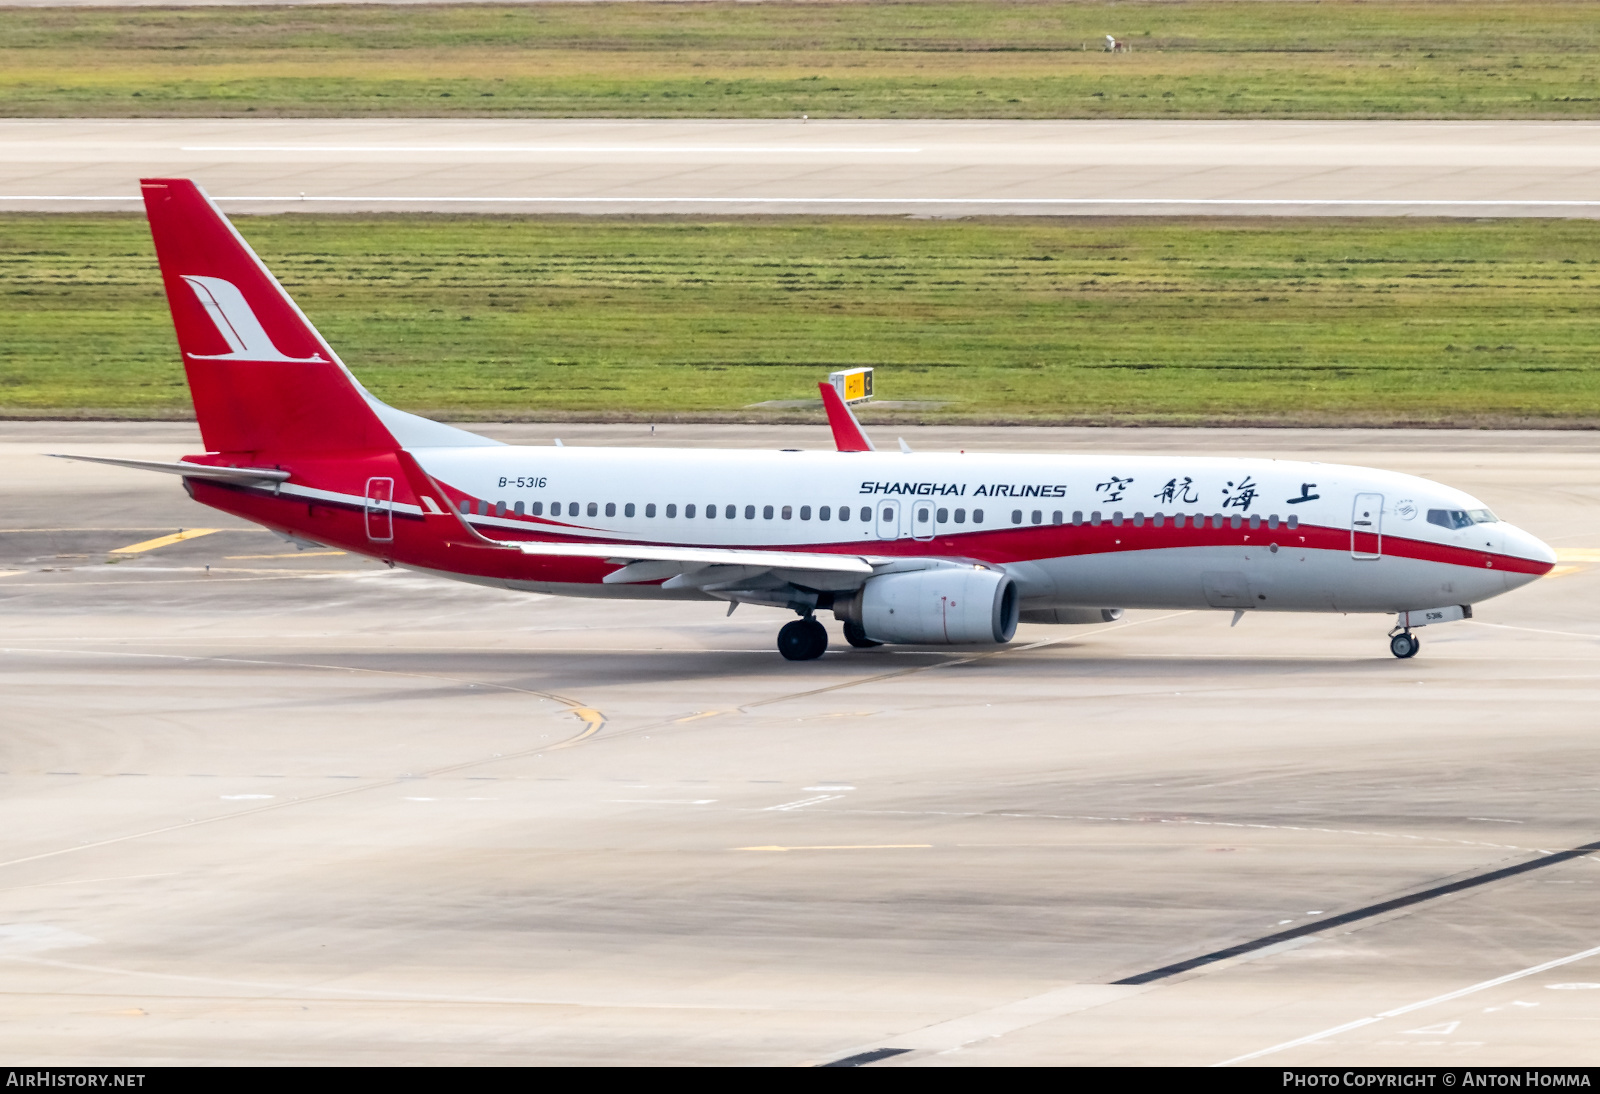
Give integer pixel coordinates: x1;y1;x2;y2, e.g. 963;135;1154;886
509;540;873;583
50;453;290;484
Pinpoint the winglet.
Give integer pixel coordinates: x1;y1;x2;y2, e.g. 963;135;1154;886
818;381;875;453
393;449;514;549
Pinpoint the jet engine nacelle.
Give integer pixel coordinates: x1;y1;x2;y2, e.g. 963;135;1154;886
849;567;1019;645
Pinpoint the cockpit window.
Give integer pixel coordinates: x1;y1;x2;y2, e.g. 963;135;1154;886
1428;508;1497;530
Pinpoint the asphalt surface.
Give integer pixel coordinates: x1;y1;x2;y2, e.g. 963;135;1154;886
5;119;1599;216
3;421;1599;1065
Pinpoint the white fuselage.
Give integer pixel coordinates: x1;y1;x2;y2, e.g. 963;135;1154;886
411;446;1554;614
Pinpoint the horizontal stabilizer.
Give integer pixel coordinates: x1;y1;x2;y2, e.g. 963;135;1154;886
50;453;289;484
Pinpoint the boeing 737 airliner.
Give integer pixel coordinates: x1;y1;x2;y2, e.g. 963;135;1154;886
58;179;1555;661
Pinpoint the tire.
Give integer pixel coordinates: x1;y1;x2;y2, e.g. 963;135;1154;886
843;620;881;648
1390;632;1420;659
779;618;829;661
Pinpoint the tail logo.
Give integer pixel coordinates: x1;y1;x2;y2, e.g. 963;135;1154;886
181;275;326;363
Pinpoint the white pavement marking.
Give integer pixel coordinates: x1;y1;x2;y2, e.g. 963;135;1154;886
181;145;924;154
1214;943;1600;1067
824;984;1146;1063
764;794;845;812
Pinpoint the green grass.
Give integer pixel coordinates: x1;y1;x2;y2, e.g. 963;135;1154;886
3;214;1599;426
2;1;1598;119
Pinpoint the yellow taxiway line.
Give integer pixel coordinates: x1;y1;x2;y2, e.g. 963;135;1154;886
109;528;219;555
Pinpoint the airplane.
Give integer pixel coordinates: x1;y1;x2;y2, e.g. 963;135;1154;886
56;178;1556;662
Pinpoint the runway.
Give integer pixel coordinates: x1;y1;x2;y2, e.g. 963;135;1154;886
3;421;1599;1066
4;119;1600;216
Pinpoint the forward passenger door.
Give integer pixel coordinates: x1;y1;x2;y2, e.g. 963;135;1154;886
1351;493;1383;560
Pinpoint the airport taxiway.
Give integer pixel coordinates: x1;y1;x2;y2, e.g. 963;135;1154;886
4;119;1599;216
2;422;1599;1066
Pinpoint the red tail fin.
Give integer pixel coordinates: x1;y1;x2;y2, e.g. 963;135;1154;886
141;178;396;457
818;381;875;452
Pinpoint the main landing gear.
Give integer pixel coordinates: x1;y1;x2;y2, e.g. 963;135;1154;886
1389;630;1421;659
778;617;829;661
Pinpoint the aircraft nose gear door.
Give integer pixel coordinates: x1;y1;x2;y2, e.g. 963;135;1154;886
911;501;935;541
876;500;902;540
365;476;394;542
1351;492;1382;560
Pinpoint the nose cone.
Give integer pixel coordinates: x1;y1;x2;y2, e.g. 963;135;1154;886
1500;524;1557;587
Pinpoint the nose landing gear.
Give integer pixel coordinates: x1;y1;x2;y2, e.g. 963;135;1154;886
778;616;829;661
1389;630;1421;659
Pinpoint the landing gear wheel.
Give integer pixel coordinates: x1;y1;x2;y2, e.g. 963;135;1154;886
1390;631;1420;659
778;618;829;661
842;620;881;649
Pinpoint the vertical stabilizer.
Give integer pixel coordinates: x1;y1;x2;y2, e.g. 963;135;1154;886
142;178;397;456
818;381;876;452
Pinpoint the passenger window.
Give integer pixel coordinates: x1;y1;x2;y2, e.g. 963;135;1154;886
973;509;984;524
1072;511;1084;526
665;503;676;518
1012;510;1023;525
587;502;598;517
798;505;809;520
746;505;757;519
1230;514;1242;529
513;501;524;515
779;505;790;520
643;503;654;517
458;499;470;514
624;503;634;518
706;504;717;519
1287;514;1299;530
1052;511;1063;525
605;502;616;518
819;505;831;521
937;507;948;523
1249;514;1260;529
1090;511;1102;526
531;501;543;516
726;505;737;519
1132;512;1143;527
1152;513;1163;527
857;506;869;521
1112;512;1124;527
685;504;696;518
1268;514;1278;530
1029;510;1040;524
954;508;966;524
